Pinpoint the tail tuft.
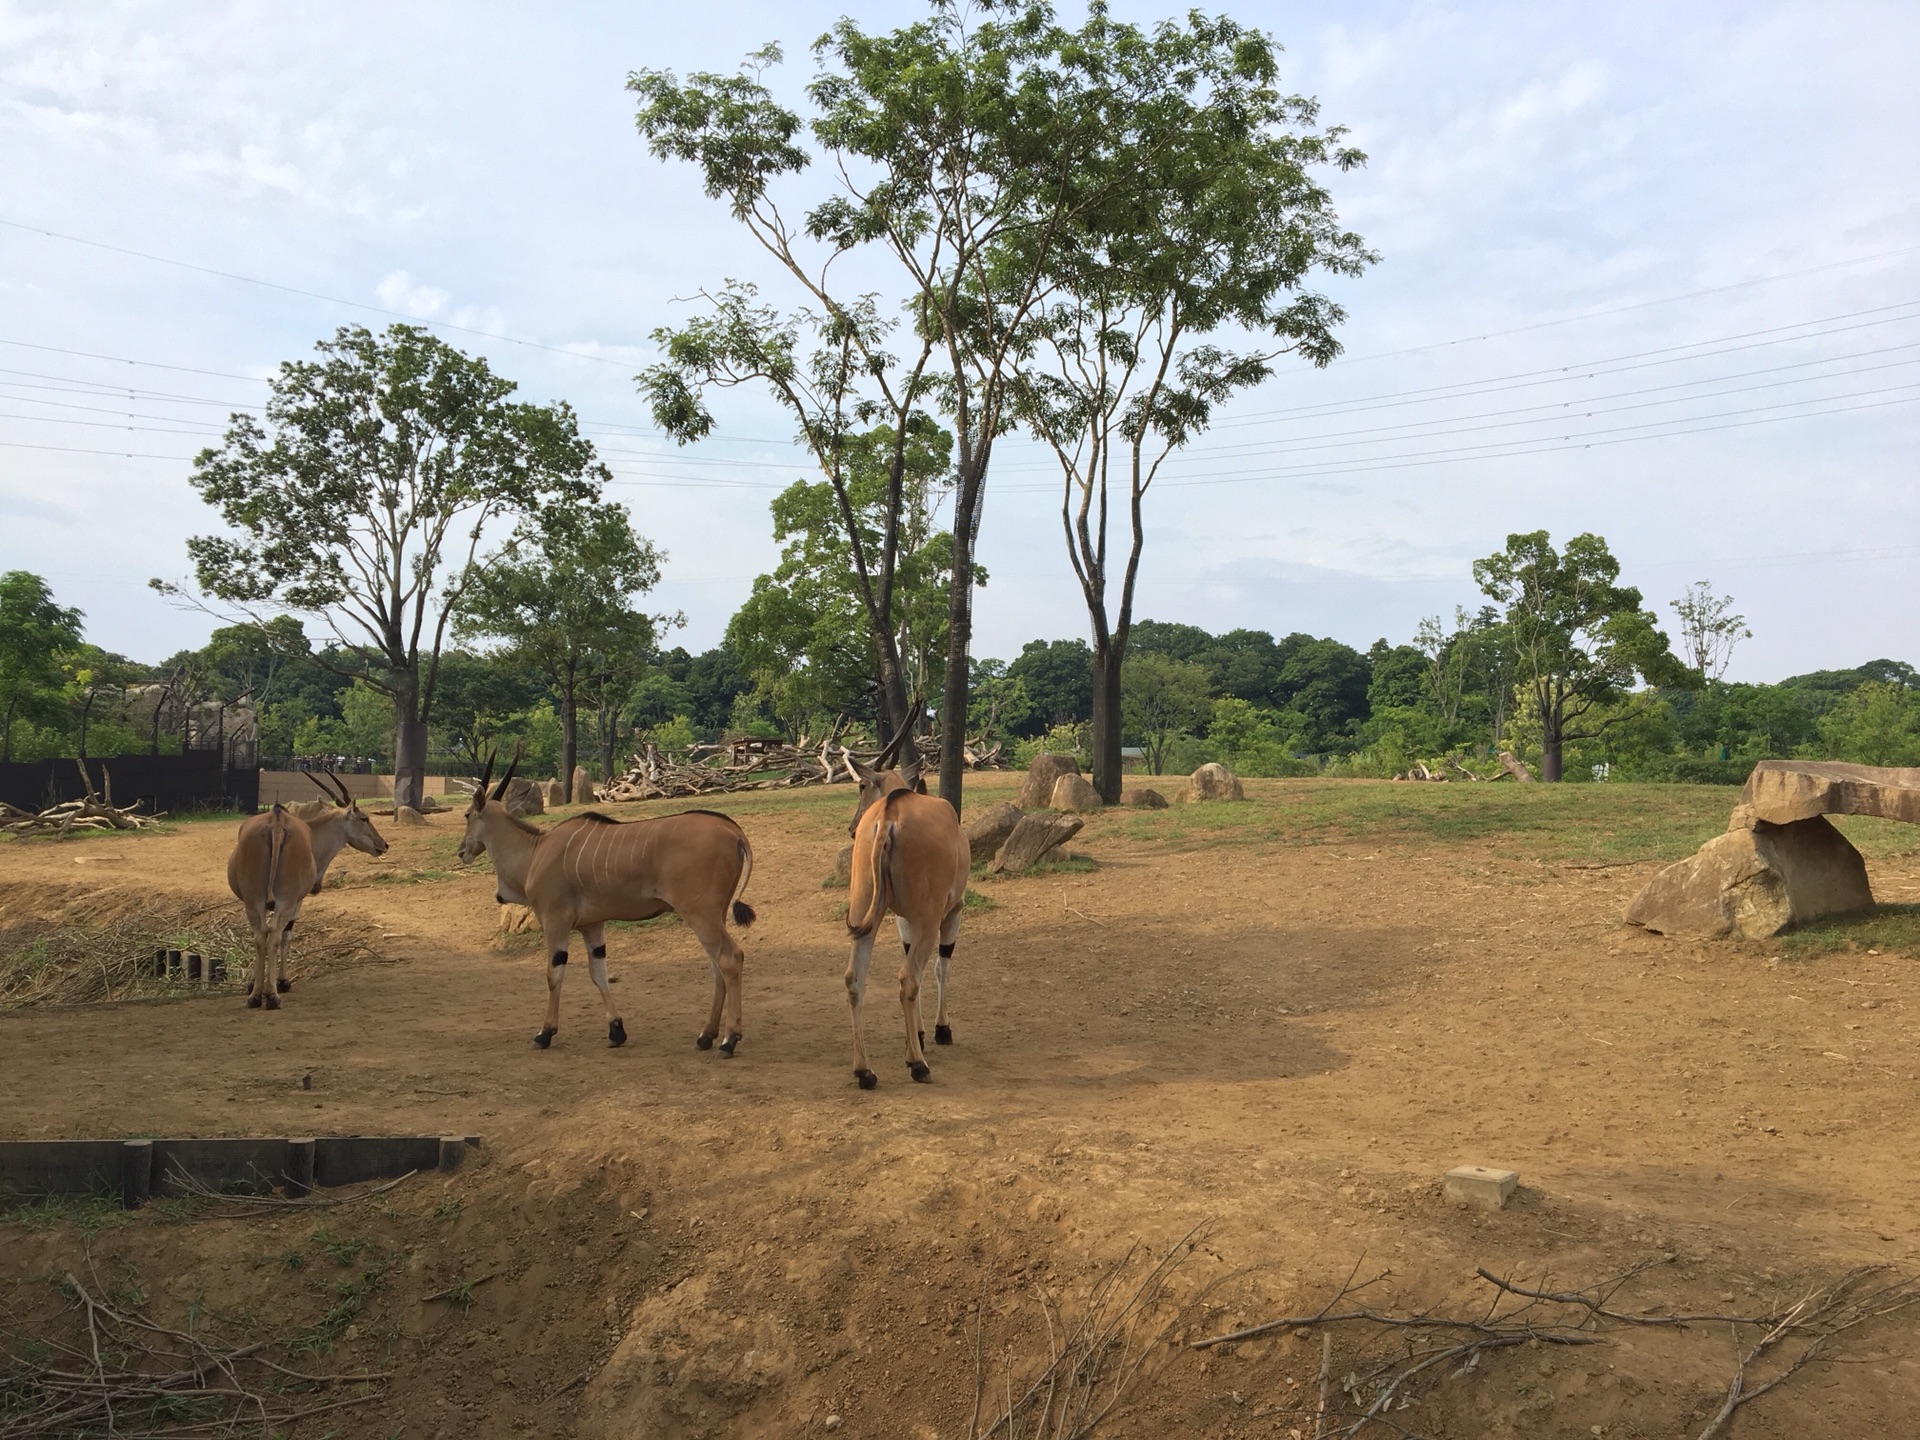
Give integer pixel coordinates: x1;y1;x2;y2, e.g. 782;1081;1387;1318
732;900;757;927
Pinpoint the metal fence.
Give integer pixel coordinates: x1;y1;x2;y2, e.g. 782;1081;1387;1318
0;752;259;817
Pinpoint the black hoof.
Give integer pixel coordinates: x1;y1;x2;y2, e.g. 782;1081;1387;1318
855;1069;878;1090
608;1019;627;1048
934;1024;953;1045
908;1060;931;1083
276;978;292;994
263;992;280;1011
718;1033;740;1058
246;991;263;1009
532;1027;555;1049
695;1031;715;1051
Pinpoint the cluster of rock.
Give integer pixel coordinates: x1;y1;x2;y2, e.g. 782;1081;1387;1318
968;753;1246;874
1625;761;1901;940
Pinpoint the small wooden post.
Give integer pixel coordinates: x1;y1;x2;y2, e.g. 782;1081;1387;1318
284;1138;316;1198
120;1140;152;1210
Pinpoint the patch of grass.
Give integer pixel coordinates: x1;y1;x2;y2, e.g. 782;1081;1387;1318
149;1195;204;1226
279;1247;307;1270
432;1195;462;1223
313;1224;371;1267
1105;778;1742;866
1779;903;1920;960
971;853;1100;881
962;888;995;911
607;913;680;931
328;866;455;888
0;1193;130;1236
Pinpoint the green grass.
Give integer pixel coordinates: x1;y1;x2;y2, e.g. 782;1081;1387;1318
0;1193;131;1236
1103;778;1745;865
1779;902;1920;960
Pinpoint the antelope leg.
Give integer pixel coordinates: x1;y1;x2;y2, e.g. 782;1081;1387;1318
900;934;933;1083
581;922;625;1048
933;905;962;1045
534;919;569;1049
845;932;877;1089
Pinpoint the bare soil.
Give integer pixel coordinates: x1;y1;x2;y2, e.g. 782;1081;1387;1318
2;775;1918;1439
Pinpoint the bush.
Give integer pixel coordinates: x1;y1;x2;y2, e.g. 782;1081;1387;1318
1013;723;1089;769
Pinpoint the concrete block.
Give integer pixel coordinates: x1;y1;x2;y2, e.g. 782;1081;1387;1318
120;1140;153;1210
1445;1165;1518;1210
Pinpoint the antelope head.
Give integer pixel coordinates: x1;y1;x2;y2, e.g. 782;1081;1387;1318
457;748;519;865
306;771;389;857
847;722;927;835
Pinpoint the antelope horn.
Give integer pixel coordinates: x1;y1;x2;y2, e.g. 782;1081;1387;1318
322;768;353;805
874;701;921;769
477;751;496;797
492;740;524;801
305;771;343;806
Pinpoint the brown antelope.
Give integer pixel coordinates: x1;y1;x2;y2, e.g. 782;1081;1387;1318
844;750;970;1089
456;754;757;1052
226;773;389;1007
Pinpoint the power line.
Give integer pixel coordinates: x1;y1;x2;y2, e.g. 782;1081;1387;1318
0;218;643;368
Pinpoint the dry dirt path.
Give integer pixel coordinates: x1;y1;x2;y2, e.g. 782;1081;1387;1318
3;776;1917;1438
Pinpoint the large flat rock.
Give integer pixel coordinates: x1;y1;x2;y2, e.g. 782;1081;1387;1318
1625;815;1873;940
1739;760;1920;826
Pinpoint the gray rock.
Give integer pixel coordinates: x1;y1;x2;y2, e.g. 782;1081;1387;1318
1625;815;1873;940
964;801;1023;863
1017;754;1081;810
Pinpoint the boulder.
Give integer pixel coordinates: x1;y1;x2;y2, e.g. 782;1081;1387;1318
571;766;596;805
989;813;1084;874
1018;753;1081;810
1625;816;1873;941
1049;773;1104;813
497;903;538;937
964;801;1024;864
1739;760;1920;826
502;776;545;819
1121;786;1168;809
393;804;428;827
543;779;568;808
1179;763;1245;804
831;843;854;887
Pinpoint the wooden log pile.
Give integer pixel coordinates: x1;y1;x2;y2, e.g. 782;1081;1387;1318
598;732;1008;803
0;759;162;836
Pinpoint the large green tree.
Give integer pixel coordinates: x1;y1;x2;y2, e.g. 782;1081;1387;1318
1473;531;1687;781
724;420;960;735
1008;9;1372;800
170;323;603;808
1121;650;1212;774
0;571;83;763
457;500;666;783
636;1;1175;811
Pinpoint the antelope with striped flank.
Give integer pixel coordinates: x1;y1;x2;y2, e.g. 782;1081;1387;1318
843;744;970;1089
456;753;757;1051
226;771;389;1008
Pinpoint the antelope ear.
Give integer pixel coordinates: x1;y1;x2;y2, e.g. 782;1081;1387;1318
849;757;877;785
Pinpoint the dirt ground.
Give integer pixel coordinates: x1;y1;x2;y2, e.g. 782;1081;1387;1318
2;774;1917;1439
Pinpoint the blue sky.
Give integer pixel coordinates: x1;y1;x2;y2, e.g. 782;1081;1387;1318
2;0;1916;680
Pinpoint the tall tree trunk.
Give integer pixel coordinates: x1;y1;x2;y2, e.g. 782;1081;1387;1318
937;467;985;815
390;666;428;810
559;684;578;790
1089;640;1123;803
1541;708;1564;782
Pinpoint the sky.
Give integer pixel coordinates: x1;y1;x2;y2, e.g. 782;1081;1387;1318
2;0;1916;683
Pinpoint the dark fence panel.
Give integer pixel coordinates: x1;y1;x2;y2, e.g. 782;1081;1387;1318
0;753;258;816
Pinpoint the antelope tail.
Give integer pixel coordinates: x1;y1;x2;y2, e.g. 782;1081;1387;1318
263;803;288;916
730;836;757;927
847;819;895;938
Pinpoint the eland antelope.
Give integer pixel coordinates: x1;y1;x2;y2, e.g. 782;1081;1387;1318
456;755;757;1052
844;751;970;1089
226;773;388;1007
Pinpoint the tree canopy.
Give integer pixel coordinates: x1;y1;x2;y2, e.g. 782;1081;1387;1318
171;322;605;806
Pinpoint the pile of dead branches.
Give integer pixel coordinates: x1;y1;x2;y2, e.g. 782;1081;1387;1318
1392;751;1534;784
969;1224;1219;1440
0;1267;385;1438
600;731;1007;802
1191;1261;1920;1439
0;759;161;837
